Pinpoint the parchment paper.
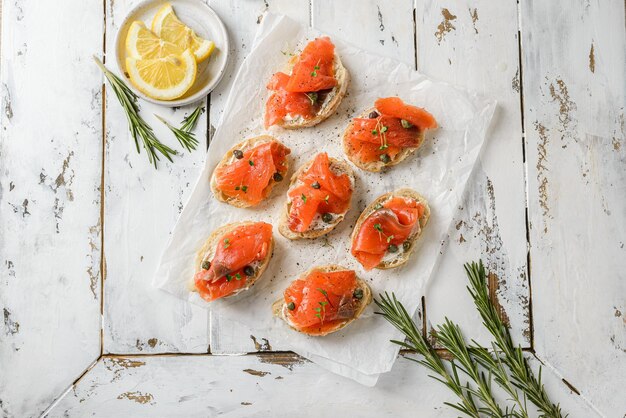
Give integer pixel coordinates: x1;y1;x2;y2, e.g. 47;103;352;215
153;14;495;385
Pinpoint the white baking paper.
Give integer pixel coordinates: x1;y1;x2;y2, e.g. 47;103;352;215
153;13;495;385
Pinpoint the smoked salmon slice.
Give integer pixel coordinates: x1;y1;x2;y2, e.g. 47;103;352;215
265;37;339;128
344;97;437;165
194;222;273;301
213;140;290;206
286;153;353;233
283;269;358;334
352;196;425;270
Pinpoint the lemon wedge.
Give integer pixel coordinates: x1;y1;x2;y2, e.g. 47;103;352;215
151;3;215;63
126;20;182;59
126;49;197;100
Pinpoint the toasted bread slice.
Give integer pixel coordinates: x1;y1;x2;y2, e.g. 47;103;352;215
278;155;355;240
191;221;274;300
342;107;427;172
272;264;372;336
210;135;290;208
351;188;430;270
270;53;349;129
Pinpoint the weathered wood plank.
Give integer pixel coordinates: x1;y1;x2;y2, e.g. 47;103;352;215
103;0;209;354
47;354;600;417
521;0;626;415
416;0;530;346
0;0;102;416
205;0;310;354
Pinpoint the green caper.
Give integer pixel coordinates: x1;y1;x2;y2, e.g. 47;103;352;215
233;150;244;159
243;265;255;277
273;172;283;182
402;241;411;251
201;261;211;270
379;153;391;163
287;302;295;310
311;181;321;189
353;288;364;300
322;213;333;223
388;244;399;253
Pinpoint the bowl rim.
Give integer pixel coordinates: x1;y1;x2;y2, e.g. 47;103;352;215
113;0;230;107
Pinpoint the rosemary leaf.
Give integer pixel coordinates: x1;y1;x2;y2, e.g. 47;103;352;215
180;105;205;132
375;293;481;418
465;261;566;418
93;56;177;168
154;114;199;152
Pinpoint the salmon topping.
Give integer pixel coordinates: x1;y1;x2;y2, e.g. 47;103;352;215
344;97;436;164
265;37;338;128
287;153;352;233
194;222;273;301
284;269;358;334
352;197;425;270
214;141;290;206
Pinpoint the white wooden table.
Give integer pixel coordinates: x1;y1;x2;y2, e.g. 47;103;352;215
0;0;624;416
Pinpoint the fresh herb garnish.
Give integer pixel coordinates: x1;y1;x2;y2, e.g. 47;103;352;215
241;185;248;193
310;61;321;77
235;273;242;280
301;193;307;203
324;195;330;203
386;234;394;243
305;92;318;105
374;223;383;232
314;300;328;322
381;126;388;133
225;274;232;282
400;119;413;129
223;238;231;249
94;56;177;168
372;129;378;135
249;160;255;166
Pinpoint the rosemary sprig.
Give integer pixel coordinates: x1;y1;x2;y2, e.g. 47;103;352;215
469;342;529;418
93;56;177;168
436;318;504;418
154;113;199;152
465;261;565;418
180;105;205;132
375;293;481;418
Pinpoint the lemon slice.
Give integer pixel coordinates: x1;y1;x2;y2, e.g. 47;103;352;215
126;20;182;59
151;3;215;63
126;49;197;100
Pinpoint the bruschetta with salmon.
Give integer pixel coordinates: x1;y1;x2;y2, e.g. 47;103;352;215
279;152;355;239
272;264;372;336
265;37;349;129
193;221;274;301
351;189;430;270
210;136;291;208
343;97;437;171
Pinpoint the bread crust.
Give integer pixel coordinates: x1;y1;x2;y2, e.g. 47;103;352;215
271;52;349;129
278;155;355;240
271;264;372;336
351;188;430;270
210;135;290;208
191;221;275;300
342;108;426;172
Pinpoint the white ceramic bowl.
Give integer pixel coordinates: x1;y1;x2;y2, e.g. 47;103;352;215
114;0;229;107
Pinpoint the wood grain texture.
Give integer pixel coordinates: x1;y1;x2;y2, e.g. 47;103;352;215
47;354;600;417
416;0;531;347
0;1;102;416
102;0;209;354
521;0;626;415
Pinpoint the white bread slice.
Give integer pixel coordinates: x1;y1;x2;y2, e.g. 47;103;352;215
269;52;349;129
278;155;355;240
210;135;290;208
351;188;430;270
191;221;274;300
342;107;426;172
271;264;372;336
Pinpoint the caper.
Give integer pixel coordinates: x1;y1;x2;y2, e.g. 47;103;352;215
353;288;364;300
402;241;411;251
287;302;295;310
311;181;321;189
368;111;379;119
201;261;211;270
233;150;244;159
273;172;283;182
388;244;399;253
379;153;391;163
322;213;333;223
243;265;255;277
